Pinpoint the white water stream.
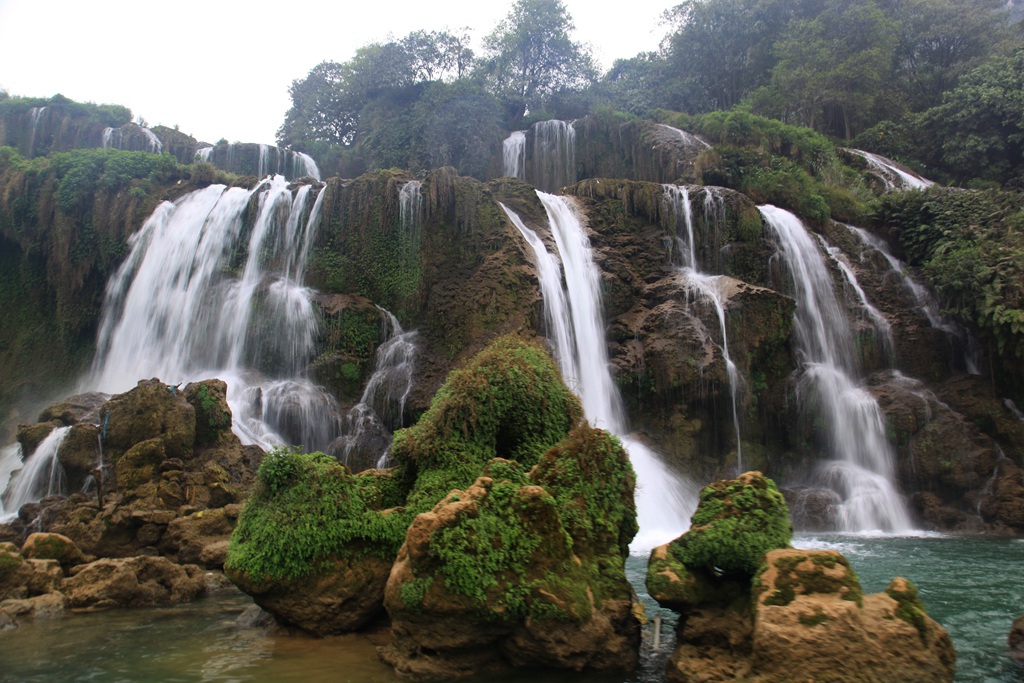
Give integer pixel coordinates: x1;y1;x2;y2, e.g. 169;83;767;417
505;193;697;551
760;205;913;532
1;427;70;523
86;176;339;453
662;185;744;471
502;131;526;180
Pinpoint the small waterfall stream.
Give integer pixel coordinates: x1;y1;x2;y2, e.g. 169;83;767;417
760;205;913;532
1;427;70;523
502;131;526;180
846;149;933;191
662;185;744;470
531;120;576;193
506;192;697;550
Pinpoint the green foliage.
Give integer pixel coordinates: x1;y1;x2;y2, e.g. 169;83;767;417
875;188;1024;360
479;0;598;123
914;50;1024;186
886;578;930;641
50;148;183;214
671;472;792;577
226;448;406;582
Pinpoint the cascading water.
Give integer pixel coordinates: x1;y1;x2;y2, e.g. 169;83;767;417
846;149;933;192
662;185;744;470
819;236;895;366
196;146;213;162
334;309;418;470
511;191;697;550
656;123;711;151
760;205;913;532
502;131;526;180
102;125;163;154
845;224;981;374
1;427;70;523
26;106;47;157
399;180;423;251
87;176;341;453
0;443;25;519
531;120;576;193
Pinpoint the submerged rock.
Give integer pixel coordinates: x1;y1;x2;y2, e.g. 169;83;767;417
1010;614;1024;664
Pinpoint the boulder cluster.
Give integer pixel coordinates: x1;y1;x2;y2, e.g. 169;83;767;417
0;339;962;682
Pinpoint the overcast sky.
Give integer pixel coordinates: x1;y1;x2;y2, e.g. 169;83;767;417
0;0;672;146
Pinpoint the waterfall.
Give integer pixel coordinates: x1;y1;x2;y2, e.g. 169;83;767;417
101;127;117;149
196;146;213;162
0;443;24;519
662;185;744;470
819;236;895;366
335;309;418;470
292;152;321;181
509;192;697;550
531;120;576;193
26;106;47;157
845;224;981;374
1;427;70;523
656;123;711;151
140;127;163;154
760;205;913;532
87;176;341;453
502;131;526;180
846;149;933;192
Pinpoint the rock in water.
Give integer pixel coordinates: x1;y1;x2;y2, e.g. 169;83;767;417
648;472;956;682
381;427;641;680
1010;614;1024;664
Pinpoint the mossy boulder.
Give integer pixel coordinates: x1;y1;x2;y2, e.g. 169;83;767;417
20;532;86;570
56;423;101;493
61;556;206;609
390;335;584;515
382;428;641;680
748;549;956;682
182;379;232;445
669;471;792;578
224;449;405;634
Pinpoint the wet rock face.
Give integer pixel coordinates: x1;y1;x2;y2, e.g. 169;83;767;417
103;379;196;464
1010;614;1024;664
61;556;206;609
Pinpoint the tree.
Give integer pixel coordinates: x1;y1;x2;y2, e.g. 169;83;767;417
401;29;475;81
480;0;597;122
762;0;898;138
915;50;1024;184
882;0;1012;111
278;61;360;148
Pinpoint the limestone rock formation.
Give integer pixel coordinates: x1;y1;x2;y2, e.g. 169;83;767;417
648;472;955;682
62;556;206;608
381;428;641;680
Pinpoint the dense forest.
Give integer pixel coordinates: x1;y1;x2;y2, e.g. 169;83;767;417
274;0;1024;187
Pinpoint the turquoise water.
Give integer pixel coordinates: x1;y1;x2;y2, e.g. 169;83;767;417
0;535;1022;682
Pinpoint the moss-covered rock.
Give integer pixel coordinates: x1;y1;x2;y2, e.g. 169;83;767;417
182;379;232;446
224;449;405;634
670;471;792;578
748;549;956;683
20;532;85;570
390;335;583;515
381;428;641;680
103;379;195;462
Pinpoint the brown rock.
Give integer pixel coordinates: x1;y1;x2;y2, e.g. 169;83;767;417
230;555;393;636
749;549;955;683
62;556;206;608
21;532;86;569
1010;614;1024;664
103;378;196;461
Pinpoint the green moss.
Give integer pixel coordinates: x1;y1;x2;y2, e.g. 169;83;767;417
760;552;863;608
399;576;435;610
886;578;930;641
0;550;22;578
672;472;792;578
391;335;583;516
225;448;406;582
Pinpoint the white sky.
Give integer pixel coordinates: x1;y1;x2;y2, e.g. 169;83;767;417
0;0;671;146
